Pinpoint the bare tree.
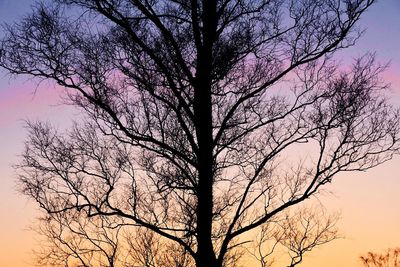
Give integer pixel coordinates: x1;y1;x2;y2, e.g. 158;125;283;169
0;0;399;266
34;210;125;267
361;248;400;267
249;206;339;267
125;228;196;267
278;208;339;267
34;211;195;267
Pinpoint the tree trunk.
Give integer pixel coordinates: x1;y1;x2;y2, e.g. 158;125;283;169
193;68;218;266
193;55;218;267
193;1;220;266
194;1;218;265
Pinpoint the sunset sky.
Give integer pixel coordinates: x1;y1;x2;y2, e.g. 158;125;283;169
0;0;399;266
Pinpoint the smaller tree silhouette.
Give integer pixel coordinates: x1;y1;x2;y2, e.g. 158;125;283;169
361;248;400;267
250;206;339;267
33;211;123;267
34;210;196;267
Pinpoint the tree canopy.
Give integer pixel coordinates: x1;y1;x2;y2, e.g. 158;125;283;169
0;0;398;266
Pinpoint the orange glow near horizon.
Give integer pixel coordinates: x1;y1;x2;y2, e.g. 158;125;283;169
1;1;399;266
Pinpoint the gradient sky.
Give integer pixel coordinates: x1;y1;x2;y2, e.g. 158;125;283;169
0;1;399;266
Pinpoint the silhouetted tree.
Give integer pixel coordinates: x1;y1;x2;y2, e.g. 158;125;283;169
34;211;122;267
249;206;339;267
1;0;398;266
361;248;400;267
34;210;195;267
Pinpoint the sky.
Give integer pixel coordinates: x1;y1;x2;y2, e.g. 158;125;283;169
0;0;399;266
